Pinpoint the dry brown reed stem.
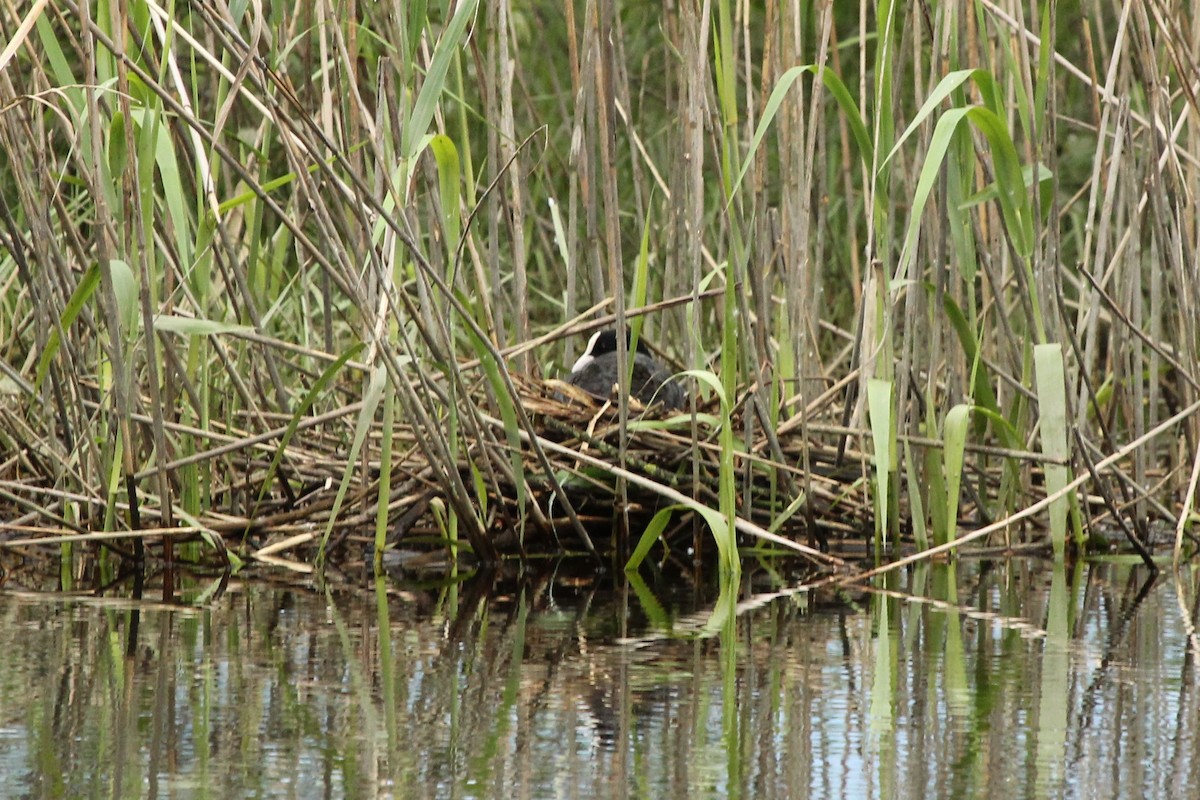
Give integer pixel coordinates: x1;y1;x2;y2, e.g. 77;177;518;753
1;527;208;549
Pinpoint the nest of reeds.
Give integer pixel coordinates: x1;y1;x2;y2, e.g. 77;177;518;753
0;358;881;576
432;373;877;561
1;363;1082;575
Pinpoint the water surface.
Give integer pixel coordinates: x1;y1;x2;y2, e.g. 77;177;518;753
0;558;1196;798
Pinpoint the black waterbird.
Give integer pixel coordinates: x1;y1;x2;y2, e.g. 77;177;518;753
567;329;684;409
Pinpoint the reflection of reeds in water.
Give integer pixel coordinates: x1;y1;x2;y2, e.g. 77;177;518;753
0;559;1174;797
0;2;1192;576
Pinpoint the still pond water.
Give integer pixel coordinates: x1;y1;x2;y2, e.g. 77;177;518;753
0;557;1196;799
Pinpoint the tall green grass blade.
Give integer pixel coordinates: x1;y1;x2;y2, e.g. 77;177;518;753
959;164;1053;211
107;111;127;178
252;343;365;517
35;12;78;94
867;379;894;553
942;294;1001;423
896;108;968;283
872;0;899;190
35;262;101;390
966;108;1034;258
625;504;682;572
882;68;985;170
680;369;739;579
318;363;387;565
216;148;360;215
547;197;569;265
429;133;462;259
967;407;1023;452
140;109;192;274
767;489;810;536
1034;343;1071;559
629;202;653;348
401;0;479;159
469;332;525;542
374;390;395;571
109;259;138;339
469;460;488;521
917;404;949;553
897;102;1033;284
400;0;429;63
943;404;971;547
1033;1;1053;142
898;67;1010;161
729;65;873;202
713;0;739;195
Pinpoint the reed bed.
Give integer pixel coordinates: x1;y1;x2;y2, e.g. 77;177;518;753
1;0;1197;577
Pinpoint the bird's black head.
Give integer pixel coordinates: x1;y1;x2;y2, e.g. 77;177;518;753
571;328;651;375
581;328;650;359
585;329;620;357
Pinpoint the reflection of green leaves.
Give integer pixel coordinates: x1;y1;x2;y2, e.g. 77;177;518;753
1036;564;1070;787
939;564;971;715
625;571;671;630
868;595;895;735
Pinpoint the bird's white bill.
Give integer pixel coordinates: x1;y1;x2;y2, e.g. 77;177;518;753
570;330;606;373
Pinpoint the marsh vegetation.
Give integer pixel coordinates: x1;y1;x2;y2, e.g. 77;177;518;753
1;1;1197;581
